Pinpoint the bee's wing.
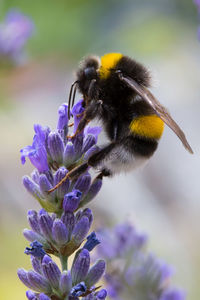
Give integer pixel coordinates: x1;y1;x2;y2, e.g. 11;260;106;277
119;73;193;154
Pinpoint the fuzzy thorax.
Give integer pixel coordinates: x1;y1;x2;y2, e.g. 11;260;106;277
99;53;123;79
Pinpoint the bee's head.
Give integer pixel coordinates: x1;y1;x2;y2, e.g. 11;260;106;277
76;56;100;96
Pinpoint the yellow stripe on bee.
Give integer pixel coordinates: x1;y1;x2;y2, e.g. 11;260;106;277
130;115;164;139
99;53;123;79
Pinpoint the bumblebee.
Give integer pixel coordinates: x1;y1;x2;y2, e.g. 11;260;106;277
49;53;193;193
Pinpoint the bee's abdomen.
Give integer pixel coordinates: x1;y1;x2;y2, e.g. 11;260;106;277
126;136;158;157
125;114;164;157
129;115;164;140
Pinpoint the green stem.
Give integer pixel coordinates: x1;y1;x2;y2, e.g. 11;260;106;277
59;254;68;271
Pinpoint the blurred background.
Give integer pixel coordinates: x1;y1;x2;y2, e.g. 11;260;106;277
0;0;200;299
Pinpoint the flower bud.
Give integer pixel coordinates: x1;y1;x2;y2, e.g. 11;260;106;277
27;270;51;293
72;216;90;244
63;190;82;212
61;212;75;236
18;269;34;290
52;219;69;246
96;289;107;299
73;135;83;156
39;174;53;198
54;167;70;199
85;259;106;287
23;176;42;200
27;210;41;234
71;249;90;284
82;134;96;153
31;256;42;274
26;290;37;300
48;132;64;164
38;210;53;241
39;294;51;300
63;142;76;166
83;145;99;161
57;103;68;131
71;99;84;132
81;177;102;206
42;255;61;289
73;173;91;195
59;270;72;294
23;229;45;244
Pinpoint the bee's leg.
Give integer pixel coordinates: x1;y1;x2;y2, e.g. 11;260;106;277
48;142;116;193
48;162;89;193
88;143;115;166
67;99;103;139
88;79;99;99
68;122;74;127
96;168;112;179
67;116;90;139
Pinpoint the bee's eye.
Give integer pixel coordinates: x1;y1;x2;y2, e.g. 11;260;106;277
84;67;97;79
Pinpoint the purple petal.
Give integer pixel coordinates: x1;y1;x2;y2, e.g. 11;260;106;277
57;103;69;130
24;240;46;258
84;126;102;143
70;282;87;297
83;231;100;252
20;125;49;172
71;99;85;132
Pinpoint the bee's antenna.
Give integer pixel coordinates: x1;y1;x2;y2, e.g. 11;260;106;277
72;83;77;109
68;81;78;119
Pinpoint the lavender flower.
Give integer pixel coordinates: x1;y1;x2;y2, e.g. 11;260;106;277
19;101;107;299
20;101;102;214
23;207;97;256
18;251;106;299
96;222;185;300
0;10;34;64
